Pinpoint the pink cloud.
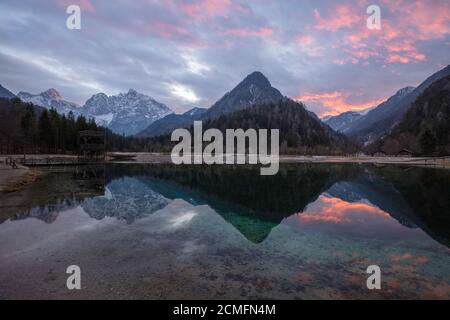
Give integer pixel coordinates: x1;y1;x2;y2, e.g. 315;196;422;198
333;59;346;65
296;196;390;224
382;0;450;40
313;5;363;32
224;27;274;37
179;0;243;20
310;1;450;65
143;21;189;38
139;20;208;48
386;52;426;64
56;0;95;12
296;35;314;45
295;90;385;117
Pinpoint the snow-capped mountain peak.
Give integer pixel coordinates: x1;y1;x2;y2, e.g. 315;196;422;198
17;87;173;136
126;88;138;95
42;88;63;100
81;89;172;135
17;89;79;114
83;93;111;115
324;111;363;133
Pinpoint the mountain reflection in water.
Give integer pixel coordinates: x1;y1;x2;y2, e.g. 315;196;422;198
0;163;449;299
3;163;449;247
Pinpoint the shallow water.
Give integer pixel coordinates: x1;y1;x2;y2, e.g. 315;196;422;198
0;163;449;299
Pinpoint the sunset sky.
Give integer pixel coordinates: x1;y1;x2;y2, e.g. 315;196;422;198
0;0;449;116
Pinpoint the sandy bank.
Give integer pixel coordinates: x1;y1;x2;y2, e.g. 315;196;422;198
0;158;42;193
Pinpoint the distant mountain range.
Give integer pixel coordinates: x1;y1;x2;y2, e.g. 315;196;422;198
328;87;416;144
140;65;450;153
323;107;374;134
368;74;450;155
2;64;449;155
327;65;450;146
18;88;80;114
138;71;284;137
10;71;285;138
138;71;356;154
137;107;206;138
135;71;355;154
80;89;171;135
17;88;172;136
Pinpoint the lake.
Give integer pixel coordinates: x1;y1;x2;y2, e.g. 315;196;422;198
0;163;449;299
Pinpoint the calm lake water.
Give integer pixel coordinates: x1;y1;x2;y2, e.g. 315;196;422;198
0;163;449;299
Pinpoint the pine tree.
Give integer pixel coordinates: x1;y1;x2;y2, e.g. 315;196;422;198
420;129;437;155
38;110;53;151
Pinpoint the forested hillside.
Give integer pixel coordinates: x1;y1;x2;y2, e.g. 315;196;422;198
367;75;450;156
0;98;152;153
146;99;357;155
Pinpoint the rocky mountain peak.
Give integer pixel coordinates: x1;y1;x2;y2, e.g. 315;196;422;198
16;87;172;136
81;89;172;135
240;71;272;89
127;88;139;95
202;71;283;119
42;88;62;100
17;88;79;114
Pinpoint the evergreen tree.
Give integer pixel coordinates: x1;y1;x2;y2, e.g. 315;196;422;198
420;129;437;155
21;104;35;138
38;110;53;151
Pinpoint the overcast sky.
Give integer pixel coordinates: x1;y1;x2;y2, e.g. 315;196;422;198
0;0;449;116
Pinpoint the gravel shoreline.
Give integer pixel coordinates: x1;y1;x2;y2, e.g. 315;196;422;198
0;158;42;193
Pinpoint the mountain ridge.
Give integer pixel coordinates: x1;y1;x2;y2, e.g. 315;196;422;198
346;65;450;144
80;89;172;135
200;98;355;154
137;107;207;138
343;86;416;144
18;88;80;115
324;110;367;133
367;74;450;155
201;71;284;120
144;98;357;155
0;84;17;99
138;71;285;137
17;88;172;136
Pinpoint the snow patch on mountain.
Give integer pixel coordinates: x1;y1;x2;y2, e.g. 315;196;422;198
183;107;207;117
324;111;364;133
80;89;172;135
92;113;115;127
18;88;172;136
18;89;80;115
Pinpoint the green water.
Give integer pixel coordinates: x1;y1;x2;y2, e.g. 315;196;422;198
0;163;449;299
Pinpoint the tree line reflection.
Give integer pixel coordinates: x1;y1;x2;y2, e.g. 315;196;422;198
2;163;449;247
